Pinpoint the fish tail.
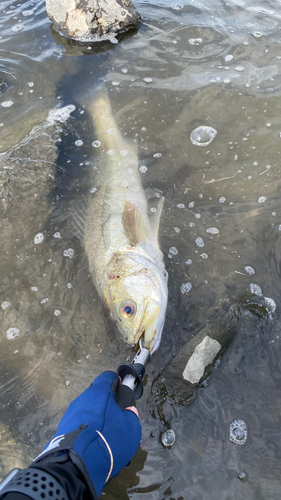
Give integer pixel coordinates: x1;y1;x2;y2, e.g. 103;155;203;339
88;91;124;149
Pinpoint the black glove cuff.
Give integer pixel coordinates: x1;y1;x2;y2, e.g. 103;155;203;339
0;468;69;500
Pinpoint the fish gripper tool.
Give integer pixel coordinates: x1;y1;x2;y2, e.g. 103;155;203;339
115;343;150;410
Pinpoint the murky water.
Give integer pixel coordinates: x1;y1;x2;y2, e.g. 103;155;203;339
1;0;281;498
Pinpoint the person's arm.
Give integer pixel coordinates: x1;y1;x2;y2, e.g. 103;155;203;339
0;372;141;500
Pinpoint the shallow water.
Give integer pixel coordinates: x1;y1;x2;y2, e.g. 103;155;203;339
1;0;281;498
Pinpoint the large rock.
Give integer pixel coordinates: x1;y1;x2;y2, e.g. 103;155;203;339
45;0;141;42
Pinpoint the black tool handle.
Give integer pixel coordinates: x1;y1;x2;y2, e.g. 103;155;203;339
115;384;135;410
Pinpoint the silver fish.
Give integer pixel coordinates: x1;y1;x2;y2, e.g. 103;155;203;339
84;92;168;354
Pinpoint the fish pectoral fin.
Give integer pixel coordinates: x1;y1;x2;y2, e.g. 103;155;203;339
69;196;88;242
122;201;148;246
149;196;164;238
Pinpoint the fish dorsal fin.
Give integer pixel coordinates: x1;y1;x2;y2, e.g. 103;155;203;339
122;201;148;246
149;196;164;238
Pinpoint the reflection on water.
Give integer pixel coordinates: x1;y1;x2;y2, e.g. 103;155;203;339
1;0;281;497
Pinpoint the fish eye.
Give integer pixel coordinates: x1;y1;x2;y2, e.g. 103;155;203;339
120;301;136;319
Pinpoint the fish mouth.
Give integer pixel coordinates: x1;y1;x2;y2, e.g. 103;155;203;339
137;299;161;353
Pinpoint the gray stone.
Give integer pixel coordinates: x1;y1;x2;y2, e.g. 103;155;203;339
45;0;141;43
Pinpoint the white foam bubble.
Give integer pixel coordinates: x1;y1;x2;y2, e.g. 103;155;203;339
172;3;183;9
174;227;180;233
12;25;24;32
53;232;61;239
31;286;38;292
201;253;208;259
258;196;266;203
225;54;233;62
185;259;192;265
177;204;185;209
206;227;219;234
250;283;262;296
63;248;74;258
153;153;162;158
23;10;34;16
139;165;147;173
245;266;255;275
188;201;195;208
169;246;178;256
120;149;129;156
41;298;49;304
189;38;202;45
1;301;10;310
195;237;204;247
6;327;20;340
219;196;226;203
144;78;153;83
264;297;276;314
190;126;217;147
54;309;61;316
92;140;101;148
1;100;14;108
34;233;44;245
75;140;83;147
181;282;192;294
47;105;76;124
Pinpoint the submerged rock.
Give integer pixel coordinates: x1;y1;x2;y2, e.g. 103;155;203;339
151;295;272;408
45;0;141;43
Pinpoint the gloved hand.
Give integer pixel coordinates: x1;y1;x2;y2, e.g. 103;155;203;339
34;372;142;498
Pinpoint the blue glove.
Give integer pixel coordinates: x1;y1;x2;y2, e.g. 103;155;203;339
34;372;142;498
